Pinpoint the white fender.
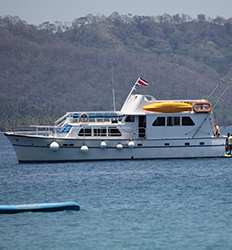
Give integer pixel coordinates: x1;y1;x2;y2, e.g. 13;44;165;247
128;141;135;148
116;143;123;150
80;145;89;152
100;141;107;148
49;141;60;151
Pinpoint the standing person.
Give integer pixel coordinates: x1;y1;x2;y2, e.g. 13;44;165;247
229;134;232;155
225;133;230;154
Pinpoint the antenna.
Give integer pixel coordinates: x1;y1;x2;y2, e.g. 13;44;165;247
112;88;116;111
111;65;116;111
207;82;221;99
213;85;230;109
213;78;232;109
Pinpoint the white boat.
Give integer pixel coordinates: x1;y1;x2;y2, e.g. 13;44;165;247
4;77;226;163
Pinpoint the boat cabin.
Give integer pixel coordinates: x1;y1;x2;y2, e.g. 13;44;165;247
54;94;216;140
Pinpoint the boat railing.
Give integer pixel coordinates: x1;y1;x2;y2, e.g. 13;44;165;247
55;111;124;126
55;112;73;126
11;125;57;137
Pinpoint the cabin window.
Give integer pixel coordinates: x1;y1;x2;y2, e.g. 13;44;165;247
93;129;100;136
72;114;79;119
152;117;165;126
58;124;72;133
78;128;92;136
108;127;121;136
101;128;107;136
167;117;180;126
182;117;195;126
93;128;107;136
173;117;180;126
167;117;172;126
125;115;135;122
111;119;118;124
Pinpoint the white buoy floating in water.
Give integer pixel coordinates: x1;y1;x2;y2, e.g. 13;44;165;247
128;141;135;148
100;141;107;148
80;145;89;152
49;141;60;151
116;143;123;150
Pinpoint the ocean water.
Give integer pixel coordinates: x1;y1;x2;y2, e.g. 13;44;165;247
0;134;232;250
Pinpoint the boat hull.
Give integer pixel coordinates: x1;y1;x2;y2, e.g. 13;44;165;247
5;133;226;163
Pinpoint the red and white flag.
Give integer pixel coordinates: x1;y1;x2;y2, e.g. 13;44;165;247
136;77;149;86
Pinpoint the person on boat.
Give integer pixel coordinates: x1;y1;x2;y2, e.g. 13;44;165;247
226;133;232;155
225;133;229;153
214;125;220;137
229;134;232;155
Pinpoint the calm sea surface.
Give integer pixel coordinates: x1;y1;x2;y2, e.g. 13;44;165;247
0;134;232;250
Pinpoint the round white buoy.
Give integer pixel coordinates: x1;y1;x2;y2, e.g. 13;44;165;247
100;141;107;148
80;145;89;152
116;143;123;150
128;141;135;148
49;141;60;151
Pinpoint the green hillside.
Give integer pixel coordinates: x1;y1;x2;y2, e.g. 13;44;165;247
1;13;232;129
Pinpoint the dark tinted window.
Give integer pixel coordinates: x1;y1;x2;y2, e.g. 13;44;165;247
93;128;107;136
101;128;107;136
93;129;99;136
173;117;180;126
78;129;84;136
58;125;72;133
125;115;135;122
78;128;91;136
182;117;195;126
167;117;180;126
108;127;121;136
111;119;118;124
152;117;165;126
167;117;172;126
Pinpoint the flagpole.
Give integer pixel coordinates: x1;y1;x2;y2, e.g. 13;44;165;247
123;78;139;105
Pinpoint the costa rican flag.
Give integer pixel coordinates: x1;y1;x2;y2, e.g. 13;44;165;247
136;77;149;86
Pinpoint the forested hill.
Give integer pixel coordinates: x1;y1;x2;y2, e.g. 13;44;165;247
1;13;232;129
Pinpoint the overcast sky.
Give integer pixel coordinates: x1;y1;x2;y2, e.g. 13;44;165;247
0;0;231;24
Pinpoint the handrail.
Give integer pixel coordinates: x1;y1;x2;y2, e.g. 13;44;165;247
55;111;123;125
55;112;72;125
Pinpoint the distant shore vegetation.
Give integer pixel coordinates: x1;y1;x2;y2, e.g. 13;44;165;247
1;13;232;130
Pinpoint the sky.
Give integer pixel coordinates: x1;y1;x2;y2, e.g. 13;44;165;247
0;0;231;25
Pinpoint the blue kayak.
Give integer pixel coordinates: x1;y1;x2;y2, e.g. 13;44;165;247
0;201;80;214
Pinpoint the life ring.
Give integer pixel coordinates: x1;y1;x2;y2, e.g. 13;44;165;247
193;103;211;113
80;113;89;122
